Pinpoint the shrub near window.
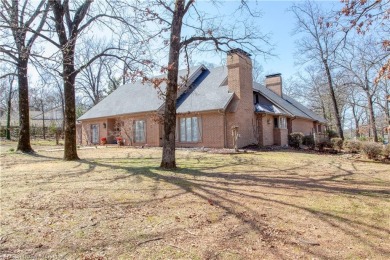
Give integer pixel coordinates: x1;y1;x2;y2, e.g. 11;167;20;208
288;132;304;148
302;135;315;149
326;129;339;138
317;140;332;152
361;142;382;160
343;140;361;153
331;138;343;151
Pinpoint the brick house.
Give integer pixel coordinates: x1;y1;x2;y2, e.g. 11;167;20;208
78;49;326;148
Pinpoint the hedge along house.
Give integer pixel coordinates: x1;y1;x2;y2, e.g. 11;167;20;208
77;49;326;148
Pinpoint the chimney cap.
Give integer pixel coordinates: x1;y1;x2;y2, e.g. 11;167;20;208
265;73;282;78
227;48;252;57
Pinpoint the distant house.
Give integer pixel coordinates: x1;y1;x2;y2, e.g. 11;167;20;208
31;106;64;128
78;49;326;148
0;106;64;138
0;109;41;128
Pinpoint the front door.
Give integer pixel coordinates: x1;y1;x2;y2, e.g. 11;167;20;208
91;124;99;144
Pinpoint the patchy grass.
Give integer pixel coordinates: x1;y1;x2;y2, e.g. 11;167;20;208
1;141;389;259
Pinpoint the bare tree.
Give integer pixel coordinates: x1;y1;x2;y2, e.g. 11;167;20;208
291;0;344;139
0;0;49;152
77;56;107;106
0;70;17;140
252;60;264;83
293;66;331;122
346;86;365;138
30;83;56;139
139;0;271;168
375;78;390;128
337;37;388;142
340;0;390;81
46;0;148;160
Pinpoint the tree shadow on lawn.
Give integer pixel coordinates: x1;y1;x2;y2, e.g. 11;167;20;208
24;152;390;258
75;156;390;258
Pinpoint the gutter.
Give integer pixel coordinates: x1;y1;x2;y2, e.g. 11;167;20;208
78;110;158;122
255;111;290;117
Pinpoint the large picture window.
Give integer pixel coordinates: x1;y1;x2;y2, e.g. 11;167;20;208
179;117;201;142
134;120;146;143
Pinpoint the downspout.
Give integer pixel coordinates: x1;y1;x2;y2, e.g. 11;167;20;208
224;111;227;148
289;116;296;134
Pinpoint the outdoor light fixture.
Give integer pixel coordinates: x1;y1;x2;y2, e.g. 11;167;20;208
103;123;106;129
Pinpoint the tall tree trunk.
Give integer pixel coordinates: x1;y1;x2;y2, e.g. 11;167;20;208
386;98;390;127
6;81;13;140
366;92;378;142
16;59;33;152
315;86;327;121
364;72;378;142
160;0;185;169
63;55;79;160
122;61;127;85
351;105;360;138
42;107;46;140
59;90;65;135
323;59;344;139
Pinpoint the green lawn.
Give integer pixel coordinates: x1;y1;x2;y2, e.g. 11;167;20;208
1;140;389;259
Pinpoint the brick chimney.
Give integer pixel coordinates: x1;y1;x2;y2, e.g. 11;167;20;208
226;48;253;101
226;48;255;149
265;73;282;97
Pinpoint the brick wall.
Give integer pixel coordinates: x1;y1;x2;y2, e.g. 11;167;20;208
291;118;315;135
176;112;225;148
118;114;161;146
80;119;107;145
80;111;228;148
273;128;288;146
265;74;282;97
259;114;274;146
80;113;161;146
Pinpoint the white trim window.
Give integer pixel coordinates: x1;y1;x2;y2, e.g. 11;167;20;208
279;117;287;129
276;116;287;129
134;120;146;143
179;117;201;142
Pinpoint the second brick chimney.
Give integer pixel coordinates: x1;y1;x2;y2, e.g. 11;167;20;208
265;73;283;97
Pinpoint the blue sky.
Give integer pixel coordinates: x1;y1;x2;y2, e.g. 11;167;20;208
192;0;342;81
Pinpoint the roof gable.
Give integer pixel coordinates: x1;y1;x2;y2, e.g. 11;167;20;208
253;82;326;123
78;65;232;120
176;66;233;113
78;65;205;120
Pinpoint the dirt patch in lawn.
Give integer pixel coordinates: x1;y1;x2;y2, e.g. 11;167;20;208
1;141;389;259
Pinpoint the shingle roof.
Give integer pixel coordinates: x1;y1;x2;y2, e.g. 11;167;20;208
176;66;233;113
78;66;205;120
284;96;326;123
79;64;325;124
253;82;326;123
